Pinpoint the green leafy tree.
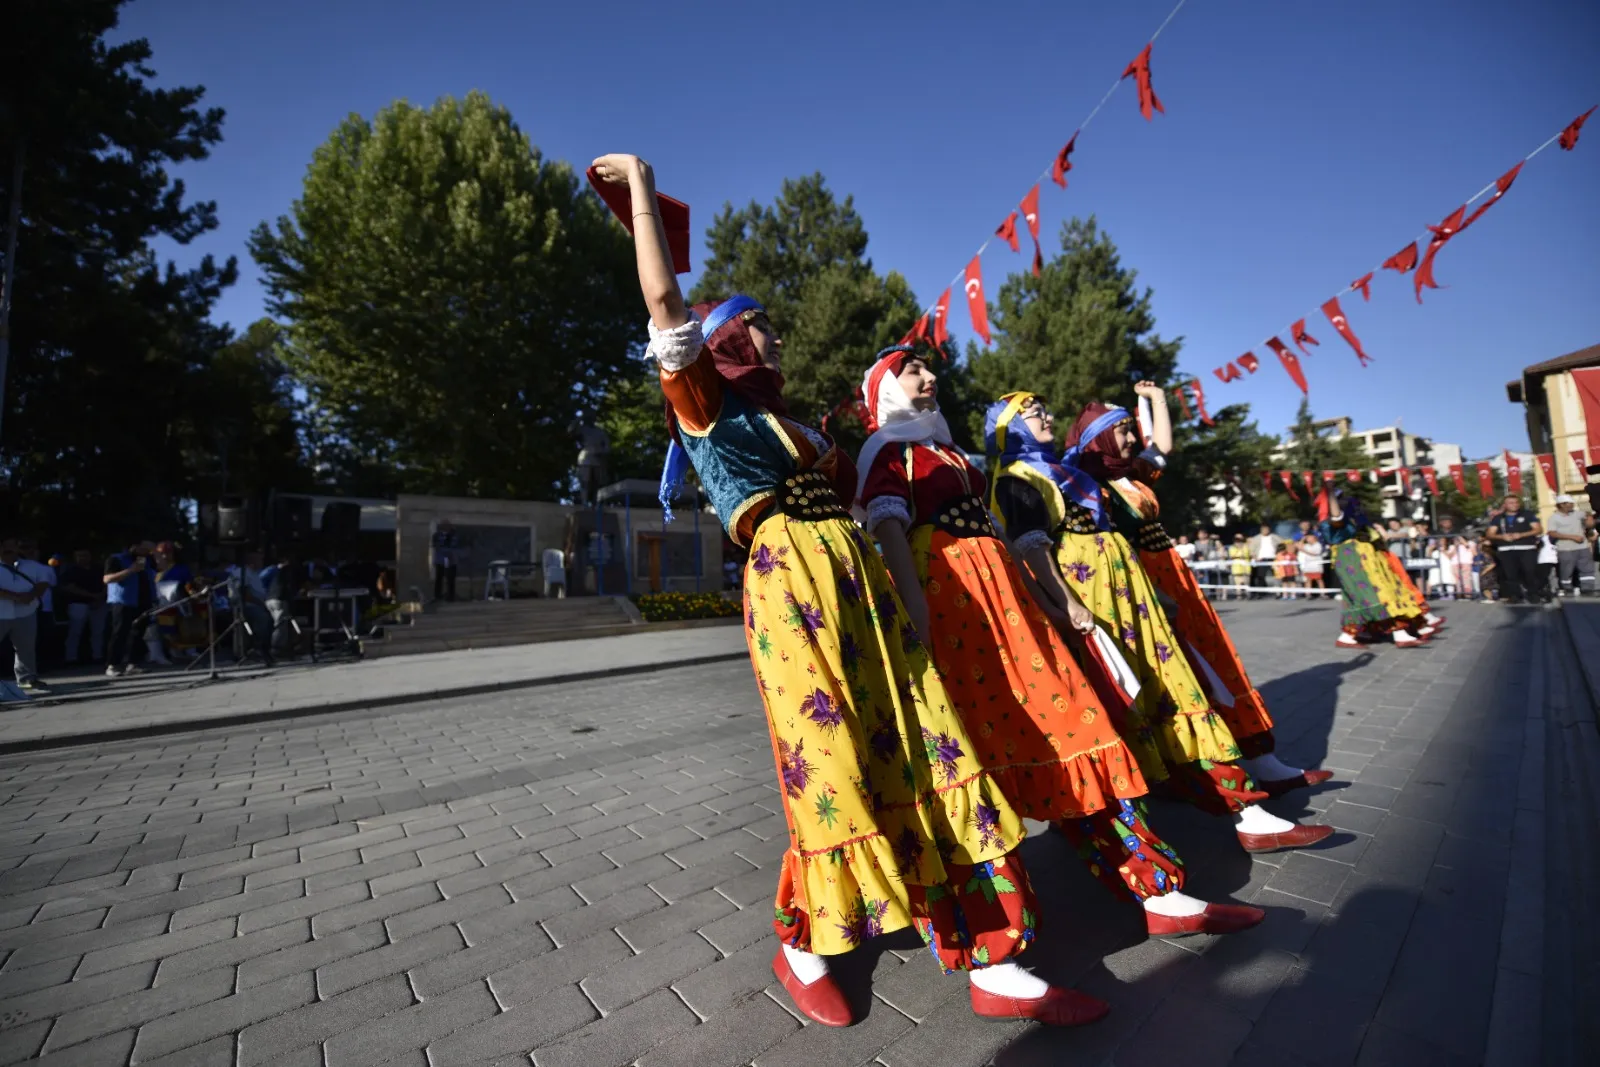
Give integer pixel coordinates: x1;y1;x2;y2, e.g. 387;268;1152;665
1269;399;1380;523
1;0;244;549
1158;403;1282;535
250;91;641;500
192;319;315;499
964;217;1180;442
689;174;922;443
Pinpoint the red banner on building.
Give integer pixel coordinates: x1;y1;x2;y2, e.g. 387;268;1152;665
1535;453;1557;491
1476;461;1495;497
1504;451;1523;495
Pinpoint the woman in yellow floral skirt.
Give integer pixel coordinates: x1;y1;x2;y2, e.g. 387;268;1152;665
987;391;1332;855
592;153;1105;1028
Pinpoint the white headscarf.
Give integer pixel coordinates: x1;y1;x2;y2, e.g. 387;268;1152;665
854;346;953;500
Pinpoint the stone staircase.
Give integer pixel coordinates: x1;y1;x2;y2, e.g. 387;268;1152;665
365;596;644;659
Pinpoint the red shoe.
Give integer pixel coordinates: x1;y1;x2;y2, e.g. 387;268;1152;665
772;949;853;1027
1145;901;1265;937
1237;823;1335;853
969;983;1110;1026
1259;769;1335;798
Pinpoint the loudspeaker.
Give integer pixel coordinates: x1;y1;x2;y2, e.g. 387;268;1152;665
273;495;313;544
216;497;254;545
321;502;361;556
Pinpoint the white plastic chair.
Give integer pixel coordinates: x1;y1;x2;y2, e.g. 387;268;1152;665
485;560;511;601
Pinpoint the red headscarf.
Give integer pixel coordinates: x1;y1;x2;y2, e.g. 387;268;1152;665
1067;402;1137;482
665;298;787;443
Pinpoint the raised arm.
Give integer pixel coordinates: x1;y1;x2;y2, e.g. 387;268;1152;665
590;154;687;330
1134;380;1172;454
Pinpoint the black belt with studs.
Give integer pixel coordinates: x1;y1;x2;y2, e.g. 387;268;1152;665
774;469;852;523
931;495;999;539
1135;521;1174;552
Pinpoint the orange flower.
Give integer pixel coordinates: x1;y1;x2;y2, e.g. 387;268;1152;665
1080;708;1097;724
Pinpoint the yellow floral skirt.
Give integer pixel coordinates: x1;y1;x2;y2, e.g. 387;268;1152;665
743;513;1030;959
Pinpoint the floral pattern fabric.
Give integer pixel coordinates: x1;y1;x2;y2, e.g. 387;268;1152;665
1381;550;1431;615
747;511;1030;961
1053;799;1186;901
1330;541;1422;636
911;527;1148;820
906;855;1040;974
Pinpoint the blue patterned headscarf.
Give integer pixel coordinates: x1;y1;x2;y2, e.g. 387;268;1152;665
984;392;1109;531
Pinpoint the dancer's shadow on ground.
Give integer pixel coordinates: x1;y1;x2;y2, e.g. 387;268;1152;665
1254;652;1378;773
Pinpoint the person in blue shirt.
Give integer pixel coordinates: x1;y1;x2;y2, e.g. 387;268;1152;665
103;541;155;676
1487;495;1545;604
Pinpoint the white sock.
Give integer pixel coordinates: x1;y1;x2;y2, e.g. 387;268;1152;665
1235;804;1295;835
1141;889;1209;917
1425;612;1441;625
1394;630;1420;645
781;943;829;985
1336;633;1359;646
1241;754;1303;781
968;960;1049;998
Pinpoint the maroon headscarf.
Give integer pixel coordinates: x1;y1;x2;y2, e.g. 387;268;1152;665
665;297;787;443
1066;402;1137;482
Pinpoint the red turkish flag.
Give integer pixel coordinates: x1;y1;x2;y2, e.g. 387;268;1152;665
1414;205;1467;303
1573;449;1591;481
1291;319;1320;358
1449;463;1466;493
1462;163;1524;229
1019;185;1043;276
1121;43;1164;121
1560;105;1597;151
995;212;1020;253
1215;363;1243;383
963;256;991;345
1320;470;1336;487
1237;351;1261;374
1476;461;1495;497
1189;378;1213;425
1262;471;1273;492
1535;453;1557;490
931;288;951;348
1267;337;1309;394
1301;471;1315;495
1382;243;1419;275
900;313;929;347
1171;385;1191;422
1422;467;1439;495
1503;451;1522;495
1280;471;1299;498
1321;297;1372;366
1351;272;1374;301
1346;469;1362;484
1051;133;1079;188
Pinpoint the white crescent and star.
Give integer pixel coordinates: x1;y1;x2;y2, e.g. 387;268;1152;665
965;278;982;298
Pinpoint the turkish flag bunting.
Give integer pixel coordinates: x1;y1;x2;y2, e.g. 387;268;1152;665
1347;469;1362;484
1462;163;1524;229
1415;205;1467;303
1019;185;1044;276
1504;451;1522;495
1449;463;1466;493
1121;44;1164;121
932;289;951;348
1052;133;1079;188
1573;449;1591;481
1291;319;1320;357
1172;385;1191;422
1280;471;1298;497
1189;378;1213;425
1422;467;1438;494
1266;337;1309;394
1560;105;1597;151
1352;272;1374;301
995;212;1020;253
1302;471;1315;495
1536;453;1557;490
1321;297;1372;366
1237;351;1261;374
1476;461;1495;497
1383;243;1419;275
964;256;991;345
1321;470;1336;485
1215;363;1243;383
1262;471;1273;492
900;313;929;347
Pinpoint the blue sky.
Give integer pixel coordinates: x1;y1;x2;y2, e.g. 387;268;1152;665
117;0;1598;457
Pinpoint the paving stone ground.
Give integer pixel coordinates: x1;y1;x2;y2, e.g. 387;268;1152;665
0;600;1589;1066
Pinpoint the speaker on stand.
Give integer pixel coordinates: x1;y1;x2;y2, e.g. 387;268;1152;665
272;494;313;549
216;496;255;545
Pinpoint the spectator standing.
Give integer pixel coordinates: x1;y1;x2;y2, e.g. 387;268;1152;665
1476;538;1498;601
1536;530;1559;601
1297;533;1325;593
59;549;107;664
1546;495;1595;596
1247;524;1279;597
0;536;51;692
1174;534;1195;563
1228;533;1252;600
15;540;58;668
1487;495;1544;604
104;541;154;677
1272;544;1299;598
431;520;459;602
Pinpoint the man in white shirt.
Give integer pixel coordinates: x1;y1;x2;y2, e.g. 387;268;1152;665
0;536;51;692
1248;524;1280;598
16;540;58;670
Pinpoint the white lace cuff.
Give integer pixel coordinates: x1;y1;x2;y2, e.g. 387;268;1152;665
1012;530;1053;556
646;311;705;371
864;496;912;532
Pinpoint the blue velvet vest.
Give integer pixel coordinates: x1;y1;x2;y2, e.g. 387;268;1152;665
677;389;805;545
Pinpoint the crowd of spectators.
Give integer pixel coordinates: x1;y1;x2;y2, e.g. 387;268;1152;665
1;534;398;695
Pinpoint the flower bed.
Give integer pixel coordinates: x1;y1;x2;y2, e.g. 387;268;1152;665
632;591;741;623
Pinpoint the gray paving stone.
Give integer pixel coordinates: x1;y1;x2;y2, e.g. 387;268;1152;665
638;989;801;1067
240;848;365;892
77;916;238;979
646;854;756;905
410;922;555;999
310;883;442;939
4;913;168;971
601;825;701;867
442;850;560;900
696;900;773;957
237;921;388;989
457;885;583;947
487;931;632;1009
43;964;235;1053
569;854;680;905
0;954;82;1001
1263;852;1352;906
529;987;699;1067
540;885;666;948
617;888;735;952
31;1028;136;1067
427;983;597;1063
236;974;414;1066
540;826;640;866
238;880;369;935
0;1016;50;1064
170;878;306;932
158;918;312;983
755;994;916;1067
0;906;107;947
323;979;500;1067
317;922;465;997
582;931;721;1012
134;971;317;1063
